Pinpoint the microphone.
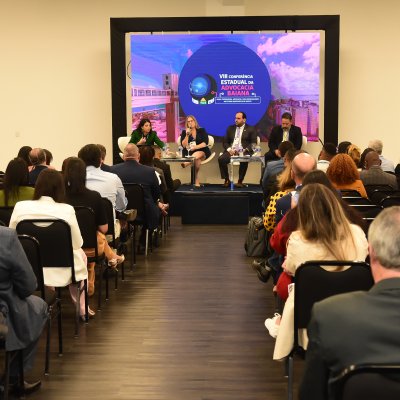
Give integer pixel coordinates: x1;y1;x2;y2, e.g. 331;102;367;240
318;137;324;147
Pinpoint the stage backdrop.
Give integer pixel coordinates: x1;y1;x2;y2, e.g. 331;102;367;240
129;32;320;143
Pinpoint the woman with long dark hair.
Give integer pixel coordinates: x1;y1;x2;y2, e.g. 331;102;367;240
129;118;165;148
62;157;124;296
0;158;34;206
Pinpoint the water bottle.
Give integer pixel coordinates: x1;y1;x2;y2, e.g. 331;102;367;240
178;145;183;158
238;145;244;157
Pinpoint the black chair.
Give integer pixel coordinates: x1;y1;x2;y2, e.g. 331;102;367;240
0;312;24;400
18;234;60;375
74;206;108;312
364;184;394;199
124;183;154;266
369;189;400;205
286;261;374;400
330;364;400;400
342;196;372;205
340;190;361;197
101;198;126;284
15;219;87;338
349;203;383;218
380;195;400;208
0;207;13;227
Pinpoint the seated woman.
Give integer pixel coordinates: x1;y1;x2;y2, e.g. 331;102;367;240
180;115;211;187
0;158;34;207
265;183;368;361
9;169;93;319
62;157;125;296
129;118;165;149
327;153;368;197
138;146;169;204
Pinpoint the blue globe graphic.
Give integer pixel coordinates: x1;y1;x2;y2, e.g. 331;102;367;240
189;75;210;97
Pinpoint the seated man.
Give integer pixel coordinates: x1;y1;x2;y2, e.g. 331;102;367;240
360;150;398;189
218;111;257;188
368;139;395;173
0;227;47;395
264;112;303;164
28;148;48;185
316;142;337;172
111;144;167;252
300;206;400;400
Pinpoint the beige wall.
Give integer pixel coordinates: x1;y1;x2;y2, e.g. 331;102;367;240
1;1;399;181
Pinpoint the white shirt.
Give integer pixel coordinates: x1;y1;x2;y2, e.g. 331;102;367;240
230;125;244;151
86;166;127;212
9;196;87;286
317;159;330;172
379;155;395;173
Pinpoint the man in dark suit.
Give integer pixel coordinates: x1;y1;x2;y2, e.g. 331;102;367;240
300;206;400;400
111;144;167;251
218;111;258;188
265;112;303;164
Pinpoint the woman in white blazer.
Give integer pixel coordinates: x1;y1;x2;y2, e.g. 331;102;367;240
9;169;90;317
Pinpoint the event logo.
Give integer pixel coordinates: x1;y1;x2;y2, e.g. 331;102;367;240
179;41;271;136
189;74;217;105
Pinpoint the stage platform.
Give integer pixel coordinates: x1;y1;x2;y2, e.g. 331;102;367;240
170;184;263;224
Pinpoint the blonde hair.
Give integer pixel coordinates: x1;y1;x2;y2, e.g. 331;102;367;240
347;144;361;167
185;115;200;129
297;183;356;260
277;163;295;191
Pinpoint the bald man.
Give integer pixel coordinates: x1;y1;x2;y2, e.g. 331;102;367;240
360;151;398;189
275;152;317;224
111;144;166;251
28;148;48;185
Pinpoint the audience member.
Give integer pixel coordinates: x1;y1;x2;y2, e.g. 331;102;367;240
0;158;34;206
17;146;33;170
97;144;112;172
180;115;211;187
62;157;125;296
138;145;168;202
359;147;374;170
264;112;303;164
265;184;369;361
346;143;361;167
0;227;47;395
337;141;351;154
300;206;400;399
261;141;294;193
111;144;167;253
43;149;55;169
153;146;181;199
360;151;398;189
218;111;258;187
327;153;368;197
78;144;127;233
28;148;48;185
9;169;91;318
368;139;395;173
275;152;316;224
316;142;337;172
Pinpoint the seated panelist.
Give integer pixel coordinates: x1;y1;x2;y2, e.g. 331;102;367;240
180;115;211;187
129;118;165;149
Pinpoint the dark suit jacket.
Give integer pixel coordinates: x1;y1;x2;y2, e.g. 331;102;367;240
360;166;398;189
299;278;400;400
268;124;303;154
222;124;257;154
110;160;160;229
0;227;47;351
